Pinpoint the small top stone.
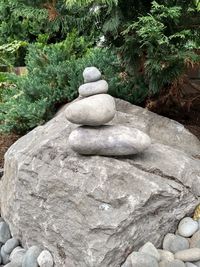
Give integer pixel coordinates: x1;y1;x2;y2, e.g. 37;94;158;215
83;67;101;83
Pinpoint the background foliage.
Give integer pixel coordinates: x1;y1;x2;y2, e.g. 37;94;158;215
0;0;199;134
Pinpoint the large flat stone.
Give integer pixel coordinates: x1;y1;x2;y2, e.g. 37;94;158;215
69;125;151;155
1;98;200;267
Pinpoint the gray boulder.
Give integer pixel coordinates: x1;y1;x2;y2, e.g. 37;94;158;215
1;98;200;267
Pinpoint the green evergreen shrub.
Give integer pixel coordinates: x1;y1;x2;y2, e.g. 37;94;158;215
0;37;146;134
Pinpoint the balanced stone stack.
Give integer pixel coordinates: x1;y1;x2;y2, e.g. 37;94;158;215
66;66;151;156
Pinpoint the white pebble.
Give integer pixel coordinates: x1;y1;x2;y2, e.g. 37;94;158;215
37;250;54;267
178;217;198;237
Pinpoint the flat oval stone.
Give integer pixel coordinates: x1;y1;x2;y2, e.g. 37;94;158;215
9;246;26;266
83;67;101;83
0;222;11;244
194;261;200;266
175;248;200;262
190;230;200;248
178;217;198;237
129;252;159;267
4;238;19;254
22;246;42;267
65;94;116;126
1;245;9;264
158;249;174;262
159;259;185;267
163;233;189;253
185;263;198;267
139;242;160;261
69;125;151;156
78;80;108;97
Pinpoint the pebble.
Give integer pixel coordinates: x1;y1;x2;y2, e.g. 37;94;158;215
4;238;19;254
163;233;189;253
139;242;160;261
178;217;198;237
78;80;108;97
190;230;200;248
0;222;11;244
37;250;54;267
1;245;10;264
175;248;200;262
10;246;26;266
159;259;185;267
158;249;174;262
185;263;198;267
22;246;42;267
69;125;151;156
4;263;18;267
65;94;116;126
83;66;101;83
129;252;159;267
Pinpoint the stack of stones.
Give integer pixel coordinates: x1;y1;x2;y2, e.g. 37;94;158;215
66;67;151;156
0;218;53;267
122;216;200;267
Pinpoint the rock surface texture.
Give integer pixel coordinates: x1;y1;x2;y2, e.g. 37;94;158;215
1;98;200;267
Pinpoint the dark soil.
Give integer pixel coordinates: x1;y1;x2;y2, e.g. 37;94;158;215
0;133;21;168
159;108;200;141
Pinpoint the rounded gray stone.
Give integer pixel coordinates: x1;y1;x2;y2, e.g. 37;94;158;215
159;259;185;267
0;222;11;244
4;263;18;267
158;249;174;262
129;252;159;267
79;80;108;97
9;246;26;266
185;262;198;267
4;238;20;254
1;245;10;264
65;94;116;126
37;250;54;267
194;261;200;267
139;242;160;261
191;230;200;248
83;67;101;83
178;217;198;238
163;233;189;253
69;125;151;156
22;246;42;267
175;248;200;262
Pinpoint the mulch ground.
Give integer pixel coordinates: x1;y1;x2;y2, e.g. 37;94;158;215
0;133;21;168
